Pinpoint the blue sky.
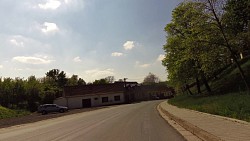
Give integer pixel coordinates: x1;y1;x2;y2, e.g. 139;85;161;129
0;0;182;83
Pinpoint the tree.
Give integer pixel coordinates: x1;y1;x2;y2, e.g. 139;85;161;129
45;69;68;88
67;75;86;86
25;76;42;112
78;78;86;85
162;0;250;94
192;0;249;90
162;1;218;93
0;78;14;107
143;73;160;84
93;79;108;85
105;76;115;83
13;78;26;108
44;69;68;102
223;0;250;58
67;75;79;86
57;71;68;88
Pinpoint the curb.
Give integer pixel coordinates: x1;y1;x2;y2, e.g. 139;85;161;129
159;102;223;141
157;104;202;141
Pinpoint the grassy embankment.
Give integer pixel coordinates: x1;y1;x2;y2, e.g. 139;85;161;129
169;59;250;122
0;106;30;119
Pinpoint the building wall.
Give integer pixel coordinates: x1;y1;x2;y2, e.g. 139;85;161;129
54;97;67;107
54;92;125;109
125;85;175;102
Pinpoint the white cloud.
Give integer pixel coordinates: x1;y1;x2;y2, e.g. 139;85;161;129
34;54;50;59
41;22;59;33
140;64;150;68
9;39;24;47
123;41;135;50
135;61;140;65
12;67;45;72
64;0;85;10
64;0;71;4
111;52;123;57
0;65;3;69
38;0;61;10
12;56;53;65
157;54;165;61
85;68;115;79
135;61;150;68
73;56;82;62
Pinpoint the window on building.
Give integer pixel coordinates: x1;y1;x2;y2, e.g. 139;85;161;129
114;95;120;101
102;97;108;103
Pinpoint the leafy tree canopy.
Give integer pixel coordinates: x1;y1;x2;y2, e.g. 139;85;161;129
143;73;160;85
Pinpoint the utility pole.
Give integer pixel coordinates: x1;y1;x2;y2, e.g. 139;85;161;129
123;78;127;87
123;78;129;103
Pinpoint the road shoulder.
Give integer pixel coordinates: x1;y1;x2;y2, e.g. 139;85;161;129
157;104;202;141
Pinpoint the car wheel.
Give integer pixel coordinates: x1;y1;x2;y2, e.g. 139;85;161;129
59;109;65;113
42;111;47;115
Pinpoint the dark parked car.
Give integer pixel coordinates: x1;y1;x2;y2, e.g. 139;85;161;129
37;104;68;115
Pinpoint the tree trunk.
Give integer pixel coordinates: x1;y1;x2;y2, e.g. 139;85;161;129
196;77;201;94
201;71;211;93
186;84;193;95
181;86;185;95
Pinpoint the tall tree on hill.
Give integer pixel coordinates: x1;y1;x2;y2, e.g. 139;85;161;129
163;0;250;93
162;2;218;93
191;0;249;90
223;0;250;58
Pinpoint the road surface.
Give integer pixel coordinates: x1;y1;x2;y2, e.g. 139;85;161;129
0;100;185;141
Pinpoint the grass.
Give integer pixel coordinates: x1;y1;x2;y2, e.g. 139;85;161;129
170;59;250;122
0;106;30;119
169;93;250;122
210;60;250;94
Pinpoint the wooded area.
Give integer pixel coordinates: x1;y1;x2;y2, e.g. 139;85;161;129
0;69;89;111
162;0;249;94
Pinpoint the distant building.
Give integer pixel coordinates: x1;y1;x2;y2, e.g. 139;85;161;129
54;82;127;109
125;84;175;102
54;82;174;109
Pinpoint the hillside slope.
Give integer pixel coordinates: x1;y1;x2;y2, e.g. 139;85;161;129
169;59;250;122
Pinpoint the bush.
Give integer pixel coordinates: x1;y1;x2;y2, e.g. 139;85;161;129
0;106;30;119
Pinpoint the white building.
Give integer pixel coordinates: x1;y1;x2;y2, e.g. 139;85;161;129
54;83;126;109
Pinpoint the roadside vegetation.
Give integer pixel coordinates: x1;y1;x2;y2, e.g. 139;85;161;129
0;68;163;119
162;0;250;121
169;59;250;122
0;69;116;119
0;106;30;119
0;69;86;114
169;93;250;122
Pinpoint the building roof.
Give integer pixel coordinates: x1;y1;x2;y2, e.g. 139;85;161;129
64;82;126;97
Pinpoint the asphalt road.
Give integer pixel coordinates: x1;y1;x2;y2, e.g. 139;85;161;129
0;100;185;141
